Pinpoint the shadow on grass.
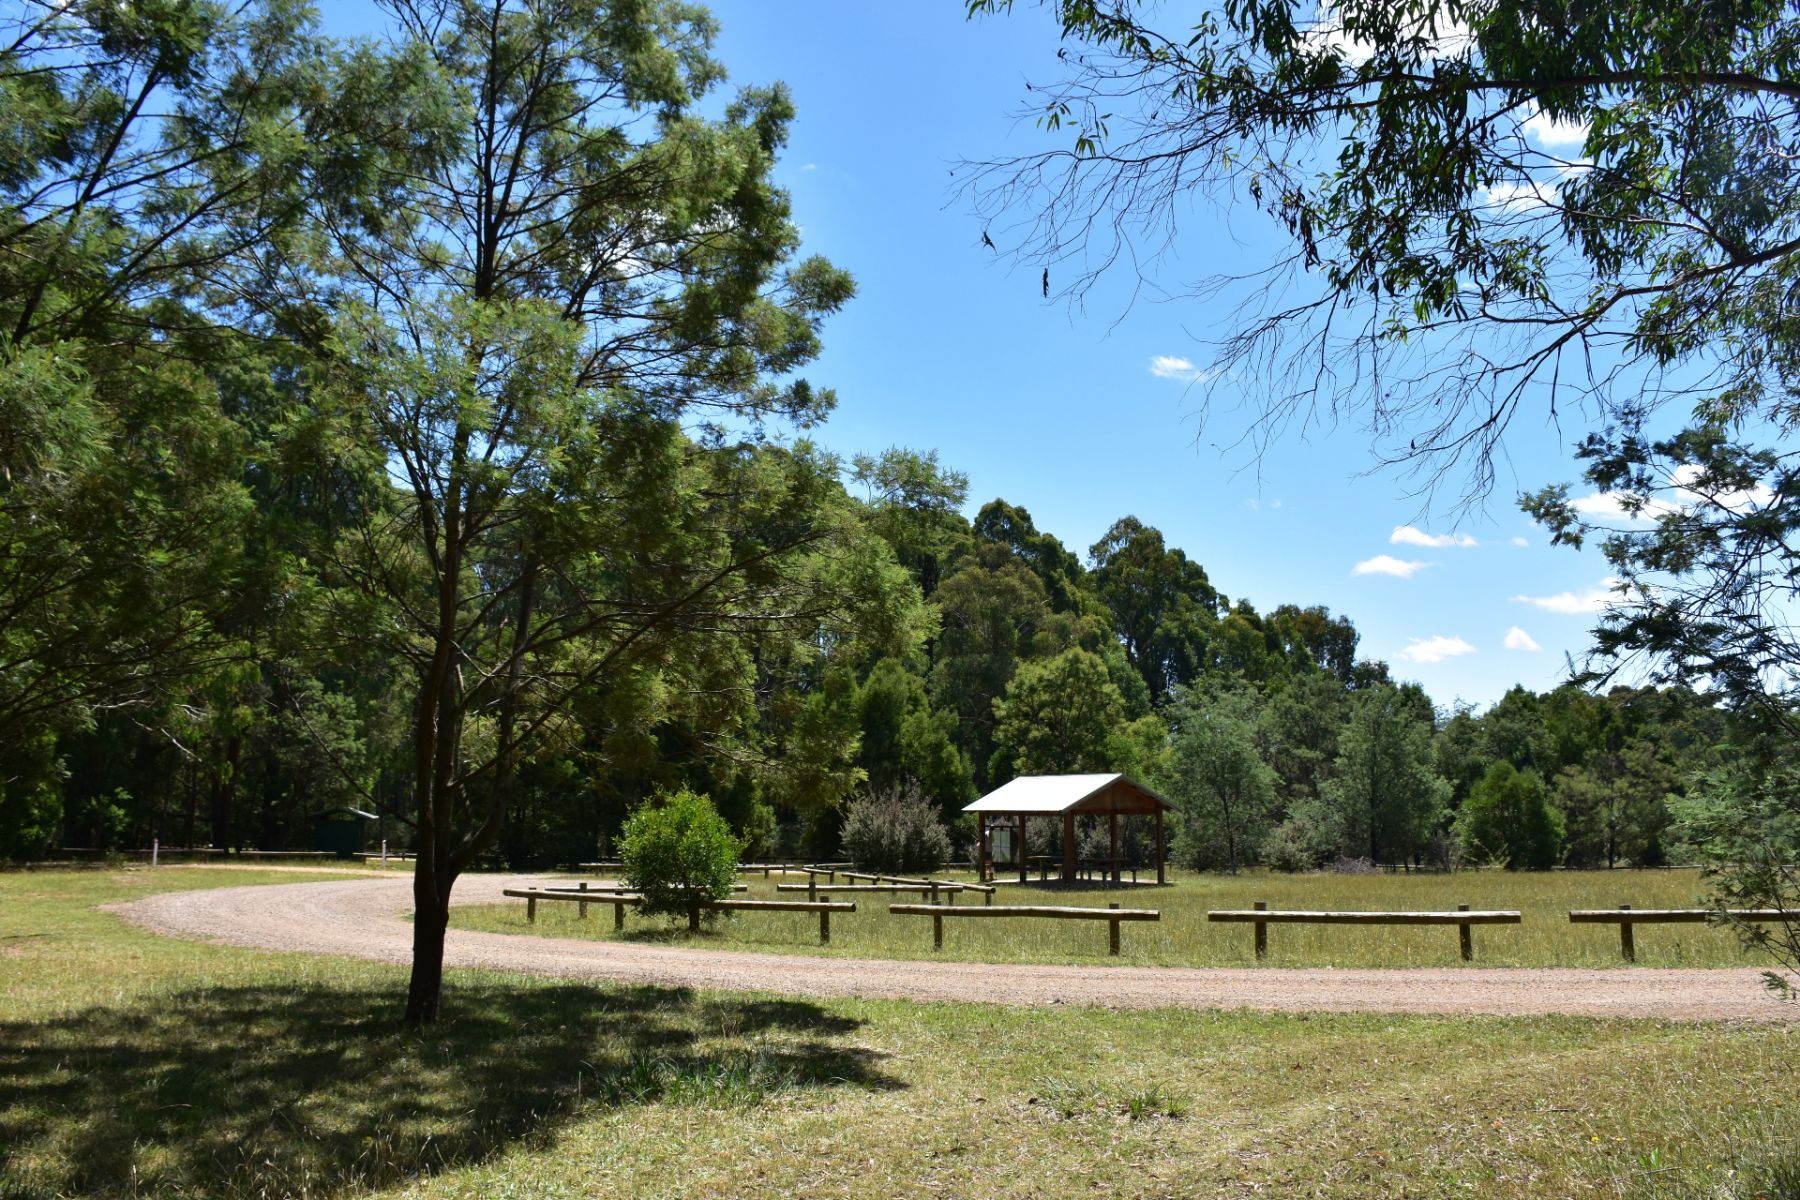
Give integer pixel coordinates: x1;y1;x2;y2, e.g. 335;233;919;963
0;981;898;1199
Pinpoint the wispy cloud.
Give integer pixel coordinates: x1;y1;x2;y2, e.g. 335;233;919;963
1504;626;1542;652
1401;635;1476;664
1510;536;1529;548
798;162;818;172
1354;555;1431;578
1512;580;1619;615
1149;354;1206;382
1481;178;1560;212
1391;525;1477;548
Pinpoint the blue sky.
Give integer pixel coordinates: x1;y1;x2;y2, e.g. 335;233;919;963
316;1;1634;710
696;0;1626;710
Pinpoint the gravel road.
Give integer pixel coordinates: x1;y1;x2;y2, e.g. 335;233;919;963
112;874;1796;1021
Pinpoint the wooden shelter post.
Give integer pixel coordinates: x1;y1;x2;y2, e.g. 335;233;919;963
1155;808;1166;885
977;814;989;882
1017;814;1028;884
1109;812;1120;883
1061;813;1076;884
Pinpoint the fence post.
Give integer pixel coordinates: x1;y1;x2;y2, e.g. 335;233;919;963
527;895;537;923
1254;901;1268;961
819;909;830;945
578;880;590;920
614;899;626;931
808;875;817;901
1619;904;1635;962
947;883;958;906
933;912;944;951
688;903;700;934
1109;901;1121;956
1458;903;1472;961
151;839;159;868
930;881;940;905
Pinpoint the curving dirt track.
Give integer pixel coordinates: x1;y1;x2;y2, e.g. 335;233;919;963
113;874;1797;1022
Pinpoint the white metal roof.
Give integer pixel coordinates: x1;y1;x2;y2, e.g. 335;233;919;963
964;773;1140;814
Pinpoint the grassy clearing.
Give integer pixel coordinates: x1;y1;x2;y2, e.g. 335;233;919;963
451;867;1781;969
2;867;1795;1200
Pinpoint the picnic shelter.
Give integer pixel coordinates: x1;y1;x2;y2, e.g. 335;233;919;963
964;773;1171;885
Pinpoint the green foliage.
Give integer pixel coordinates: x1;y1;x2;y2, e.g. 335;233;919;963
1319;684;1448;866
619;790;744;919
1167;685;1275;872
1670;762;1800;996
1457;763;1563;871
838;784;953;874
991;648;1125;777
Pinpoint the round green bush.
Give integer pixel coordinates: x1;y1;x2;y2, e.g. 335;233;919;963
618;789;744;920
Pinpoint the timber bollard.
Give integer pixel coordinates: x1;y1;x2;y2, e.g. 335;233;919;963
808;876;817;900
614;898;626;930
527;895;538;923
1458;903;1472;961
579;880;590;920
1254;900;1267;960
933;911;944;951
819;908;831;944
1620;904;1634;962
688;903;701;933
1109;902;1121;955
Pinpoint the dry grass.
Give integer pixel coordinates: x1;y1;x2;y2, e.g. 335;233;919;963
451;867;1777;969
1;866;1794;1200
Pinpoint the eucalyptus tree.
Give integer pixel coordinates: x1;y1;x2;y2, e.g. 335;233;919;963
306;0;867;1023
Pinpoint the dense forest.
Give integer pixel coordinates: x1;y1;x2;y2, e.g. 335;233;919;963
0;0;1748;880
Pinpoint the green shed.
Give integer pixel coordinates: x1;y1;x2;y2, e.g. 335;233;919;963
310;808;377;860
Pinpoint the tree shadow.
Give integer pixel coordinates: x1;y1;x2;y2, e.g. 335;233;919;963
0;981;898;1198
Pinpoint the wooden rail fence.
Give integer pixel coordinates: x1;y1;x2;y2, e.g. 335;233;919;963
1568;905;1791;961
502;887;854;943
889;902;1160;956
1208;902;1522;961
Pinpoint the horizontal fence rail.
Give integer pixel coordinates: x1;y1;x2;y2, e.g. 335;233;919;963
1568;905;1792;961
889;902;1160;956
1208;903;1521;961
502;888;853;942
778;881;986;904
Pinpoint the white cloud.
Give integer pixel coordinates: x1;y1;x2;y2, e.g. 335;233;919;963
1523;109;1590;150
799;162;818;172
1510;536;1529;547
1149;354;1206;382
1503;626;1542;652
1511;580;1619;615
1354;554;1431;578
1391;524;1477;548
1569;490;1676;523
1400;635;1476;664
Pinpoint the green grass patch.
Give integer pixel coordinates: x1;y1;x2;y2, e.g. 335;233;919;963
453;867;1780;969
1;867;1794;1199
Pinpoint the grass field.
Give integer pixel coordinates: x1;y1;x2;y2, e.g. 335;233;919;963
2;866;1795;1199
450;866;1784;969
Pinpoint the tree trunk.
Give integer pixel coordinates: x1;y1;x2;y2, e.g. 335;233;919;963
405;867;451;1025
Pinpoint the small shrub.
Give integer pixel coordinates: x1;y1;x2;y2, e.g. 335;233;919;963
1329;855;1377;875
1261;818;1330;873
839;783;952;874
618;789;743;920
